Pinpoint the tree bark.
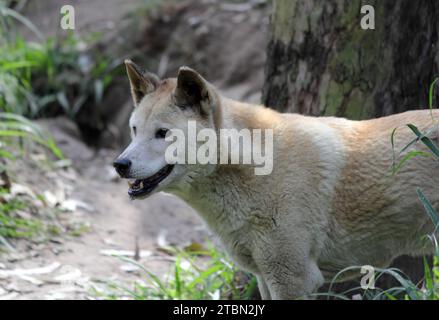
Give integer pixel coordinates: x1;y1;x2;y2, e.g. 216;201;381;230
263;0;438;296
263;0;439;119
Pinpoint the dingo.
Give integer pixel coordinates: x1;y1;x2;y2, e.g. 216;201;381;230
114;60;439;299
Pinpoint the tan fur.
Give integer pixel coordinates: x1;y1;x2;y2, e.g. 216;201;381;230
117;63;439;299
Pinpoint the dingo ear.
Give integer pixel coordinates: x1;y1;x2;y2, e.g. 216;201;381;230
125;59;160;106
174;66;215;117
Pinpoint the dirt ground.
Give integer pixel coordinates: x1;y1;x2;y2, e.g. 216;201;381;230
0;0;270;299
0;117;208;299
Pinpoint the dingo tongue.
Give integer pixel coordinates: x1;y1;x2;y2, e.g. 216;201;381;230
128;179;141;189
126;165;174;199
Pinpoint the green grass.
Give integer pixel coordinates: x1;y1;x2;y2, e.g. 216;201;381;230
0;184;92;249
100;244;257;300
0;3;101;249
0;3;119;118
0;112;65;245
313;259;439;300
0;112;64;161
0;189;42;239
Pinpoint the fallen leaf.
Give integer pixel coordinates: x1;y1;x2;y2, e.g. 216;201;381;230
0;262;61;278
100;249;152;258
59;199;94;212
53;267;82;283
10;183;36;198
42;191;58;207
120;264;140;273
17;275;44;286
184;242;207;253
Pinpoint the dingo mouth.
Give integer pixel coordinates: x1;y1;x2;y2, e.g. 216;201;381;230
127;165;174;199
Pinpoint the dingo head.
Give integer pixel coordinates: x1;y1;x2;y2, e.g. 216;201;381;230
114;60;221;199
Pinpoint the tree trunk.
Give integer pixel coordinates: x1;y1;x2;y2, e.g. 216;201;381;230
263;0;439;118
263;0;438;296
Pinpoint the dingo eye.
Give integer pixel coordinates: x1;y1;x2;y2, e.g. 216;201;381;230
155;128;169;139
132;126;137;136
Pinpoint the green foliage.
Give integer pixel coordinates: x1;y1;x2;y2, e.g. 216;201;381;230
0;188;87;247
0;112;64;161
407;123;439;158
417;189;439;230
101;244;257;300
0;189;42;239
316;261;439;300
0;3;95;251
391;78;439;175
0;3;118;118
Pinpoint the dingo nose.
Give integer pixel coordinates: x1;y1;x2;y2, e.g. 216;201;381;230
113;158;132;177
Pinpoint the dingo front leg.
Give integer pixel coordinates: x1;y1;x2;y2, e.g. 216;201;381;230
256;275;271;300
257;253;324;300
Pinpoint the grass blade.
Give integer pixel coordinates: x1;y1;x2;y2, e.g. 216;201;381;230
0;7;44;40
417;188;439;231
407;124;439;159
391;150;431;175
